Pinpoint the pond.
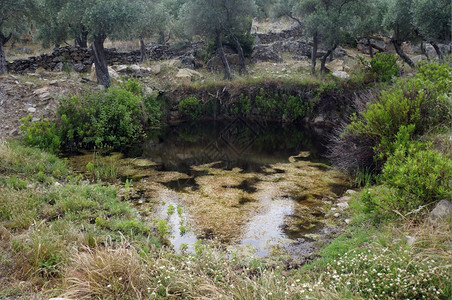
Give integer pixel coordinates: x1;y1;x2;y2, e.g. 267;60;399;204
70;119;349;258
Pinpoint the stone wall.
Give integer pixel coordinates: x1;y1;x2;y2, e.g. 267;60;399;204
7;42;205;74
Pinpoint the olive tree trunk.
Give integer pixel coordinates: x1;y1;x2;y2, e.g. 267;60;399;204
0;32;11;75
311;33;318;75
320;45;336;75
392;39;415;68
430;41;444;61
230;33;248;75
91;35;110;88
140;38;147;62
216;31;232;80
367;38;374;58
75;28;88;48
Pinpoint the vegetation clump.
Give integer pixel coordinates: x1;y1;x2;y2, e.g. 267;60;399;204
20;80;162;152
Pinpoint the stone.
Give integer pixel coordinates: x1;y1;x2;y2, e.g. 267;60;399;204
27;107;36;113
345;189;357;195
429;200;452;225
405;235;416;246
90;64;97;82
53;62;63;72
108;66;120;80
333;213;340;218
129;64;141;73
411;55;426;64
73;62;86;73
148;64;161;75
115;65;128;73
252;45;283;63
325;59;344;73
175;68;203;82
338;196;351;202
344;219;351;224
332;70;350;80
337;202;349;210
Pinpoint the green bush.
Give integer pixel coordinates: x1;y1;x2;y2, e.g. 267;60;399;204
56;81;161;151
345;63;452;162
369;53;399;82
382;141;451;211
58;86;143;149
228;93;251;116
20;115;61;154
178;97;203;120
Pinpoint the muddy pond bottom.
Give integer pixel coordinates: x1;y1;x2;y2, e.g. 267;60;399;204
70;120;349;258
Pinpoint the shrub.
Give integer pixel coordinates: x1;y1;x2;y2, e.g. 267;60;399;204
229;93;251;116
369;53;399;82
382;142;451;211
57;82;160;150
20;115;61;154
343;63;451;166
178;97;203;120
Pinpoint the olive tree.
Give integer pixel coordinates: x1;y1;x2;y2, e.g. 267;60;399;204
130;0;169;61
382;0;417;68
35;0;136;87
411;0;451;60
296;0;360;74
183;0;255;79
0;0;35;74
349;0;387;58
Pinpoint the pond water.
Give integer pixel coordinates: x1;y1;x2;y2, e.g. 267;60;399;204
70;119;349;258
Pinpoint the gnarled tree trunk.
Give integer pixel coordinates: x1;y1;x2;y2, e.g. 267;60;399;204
230;33;248;75
367;38;374;58
430;41;444;61
216;31;232;80
392;39;415;68
140;38;147;62
75;28;89;48
91;35;110;88
320;45;336;75
311;33;318;75
0;32;11;75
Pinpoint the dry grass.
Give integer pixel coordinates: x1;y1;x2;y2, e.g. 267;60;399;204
63;240;148;300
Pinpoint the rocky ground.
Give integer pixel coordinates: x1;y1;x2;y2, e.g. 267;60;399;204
0;72;86;140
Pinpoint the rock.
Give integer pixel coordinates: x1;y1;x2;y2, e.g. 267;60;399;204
175;68;203;82
405;235;416;246
90;64;97;82
73;62;86;73
148;64;161;75
53;62;63;72
429;200;452;225
27;107;36;113
344;219;351;224
129;64;141;73
411;55;426;64
333;213;340;218
252;45;283;63
108;66;120;80
34;86;51;101
345;189;357;195
332;70;350;80
338;196;351;203
337;202;349;210
325;59;344;73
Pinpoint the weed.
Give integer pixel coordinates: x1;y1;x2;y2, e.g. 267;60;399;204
178;97;204;120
